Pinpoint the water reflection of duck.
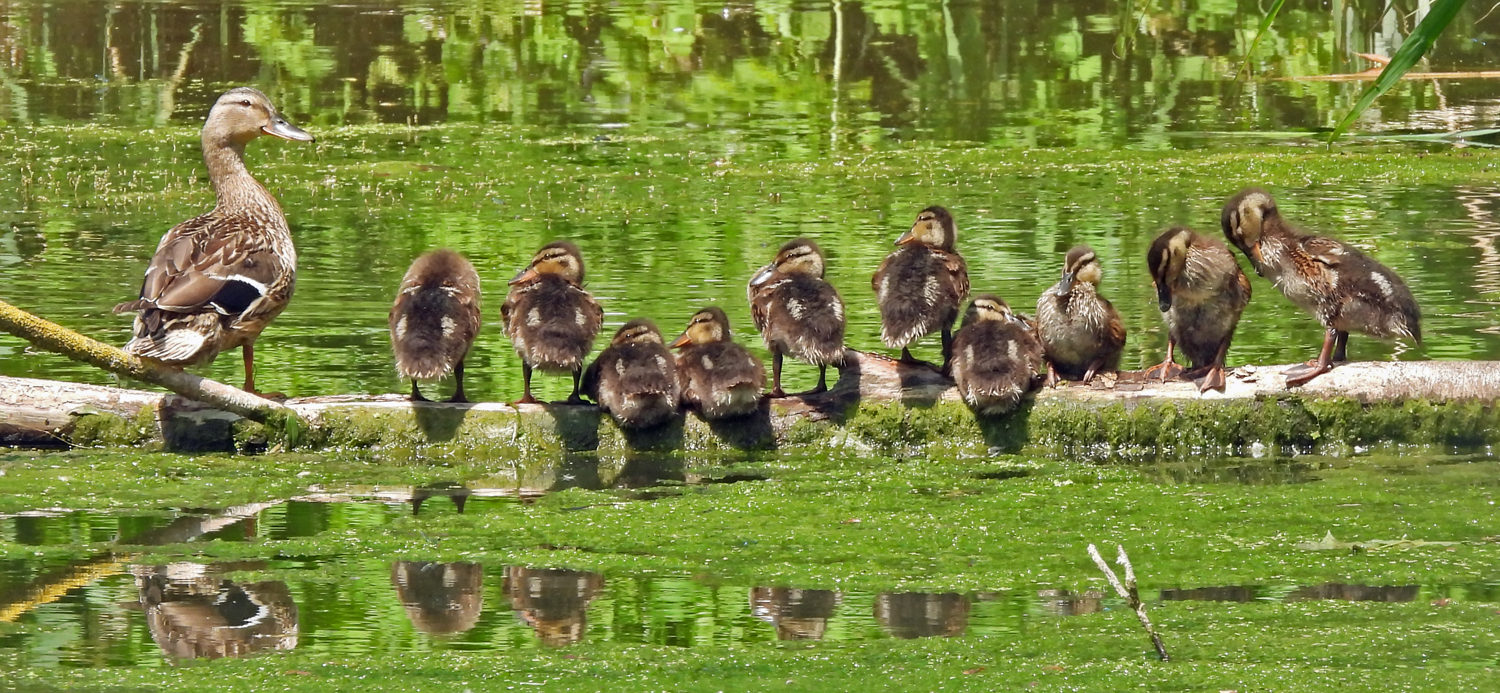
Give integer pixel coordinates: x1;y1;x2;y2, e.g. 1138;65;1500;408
1035;588;1103;617
750;587;840;641
949;294;1043;415
747;239;847;398
670;307;765;419
112;88;313;395
582;319;680;429
134;562;298;660
1036;246;1127;386
504;566;604;646
502;241;604;404
390;561;484;634
1143;227;1252;392
1222;189;1421;386
389;249;482;402
872;206;969;371
874;592;970;639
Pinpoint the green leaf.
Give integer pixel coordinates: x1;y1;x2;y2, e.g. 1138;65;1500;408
1235;0;1287;81
1328;0;1469;144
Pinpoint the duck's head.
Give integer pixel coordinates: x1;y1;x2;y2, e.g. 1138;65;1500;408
964;294;1016;325
1222;188;1275;275
511;241;586;286
1146;227;1193;312
671;306;731;348
897;206;956;251
204;87;313;148
750;238;825;286
611;318;664;346
1056;246;1103;297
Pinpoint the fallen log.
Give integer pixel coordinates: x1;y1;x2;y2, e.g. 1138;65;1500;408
3;351;1499;458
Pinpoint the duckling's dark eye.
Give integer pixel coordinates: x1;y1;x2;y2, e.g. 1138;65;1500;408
239;100;252;107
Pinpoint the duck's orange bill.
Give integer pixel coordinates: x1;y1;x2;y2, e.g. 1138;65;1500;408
669;333;691;348
508;267;540;285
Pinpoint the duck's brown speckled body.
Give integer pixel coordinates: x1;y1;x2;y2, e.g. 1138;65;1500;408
502;241;603;404
671;307;764;419
583;319;680;429
949;295;1043;415
390;249;482;402
748;239;846;397
1035;246;1126;385
1144;227;1252;392
872;206;969;369
113;87;313;395
1222;189;1421;386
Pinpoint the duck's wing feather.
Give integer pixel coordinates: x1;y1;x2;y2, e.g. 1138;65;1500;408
1301;236;1348;267
117;215;288;319
944;251;969;302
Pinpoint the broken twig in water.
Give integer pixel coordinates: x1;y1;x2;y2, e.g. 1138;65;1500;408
1088;543;1169;661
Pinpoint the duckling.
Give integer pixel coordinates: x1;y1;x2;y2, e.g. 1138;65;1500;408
1222;189;1421;386
747;239;847;398
872;206;969;370
1143;227;1252;392
1035;246;1127;386
582;319;680;429
502;241;603;404
389;249;482;403
113;87;313;395
670;307;765;419
949;295;1044;415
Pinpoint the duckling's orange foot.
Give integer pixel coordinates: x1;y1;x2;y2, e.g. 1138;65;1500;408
1282;361;1331;387
1142;361;1184;382
1192;366;1228;392
766;388;789;399
512;394;539;406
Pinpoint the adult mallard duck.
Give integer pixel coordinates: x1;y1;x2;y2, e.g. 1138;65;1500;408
113;87;313;395
389;249;482;403
582;319;680;429
1143;227;1252;392
872;206;969;370
747;239;846;398
1222;189;1420;386
502;241;603;404
1035;246;1126;386
949;294;1043;415
670;306;764;419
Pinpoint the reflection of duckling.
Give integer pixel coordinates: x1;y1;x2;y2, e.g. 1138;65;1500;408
874;592;970;639
1143;227;1252;392
750;587;840;641
1222;189;1421;386
949;295;1043;415
747;239;846;397
113;88;313;395
502;241;603;404
582;319;680;429
505;566;604;647
389;249;482;402
1036;246;1126;386
390;561;483;634
670;307;764;419
872;206;969;369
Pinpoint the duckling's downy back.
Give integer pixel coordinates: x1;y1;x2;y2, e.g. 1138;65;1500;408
390;249;481;381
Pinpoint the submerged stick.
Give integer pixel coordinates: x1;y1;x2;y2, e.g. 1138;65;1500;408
0;299;293;424
1088;543;1170;661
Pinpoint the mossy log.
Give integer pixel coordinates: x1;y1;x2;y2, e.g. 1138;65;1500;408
4;351;1499;459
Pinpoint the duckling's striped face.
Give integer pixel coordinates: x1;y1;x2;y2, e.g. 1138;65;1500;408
672;308;729;347
771;241;825;278
613;320;663;346
969;296;1013;323
512;242;586;286
897;206;956;250
207;87;313;145
1059;246;1102;295
1222;190;1273;269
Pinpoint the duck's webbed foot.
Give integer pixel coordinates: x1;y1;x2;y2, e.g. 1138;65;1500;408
410;382;430;402
1043;362;1061;388
1192;365;1228;392
1282;360;1332;387
1143;360;1184;383
512;394;539;405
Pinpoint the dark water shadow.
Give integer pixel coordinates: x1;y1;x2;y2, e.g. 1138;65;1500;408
411;401;473;442
549;452;605;492
972;394;1037;454
539;403;603;452
616;413;686;451
615;453;686;489
699;398;776;450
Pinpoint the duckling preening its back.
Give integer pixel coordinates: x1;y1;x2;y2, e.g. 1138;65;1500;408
950;294;1043;415
748;238;847;398
1144;227;1251;392
501;241;603;404
390;249;482;402
113;87;313;395
1035;246;1127;386
671;306;765;419
583;319;681;429
872;206;969;370
1222;189;1420;386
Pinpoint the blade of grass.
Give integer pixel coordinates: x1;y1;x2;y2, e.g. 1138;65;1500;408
1235;0;1288;81
1328;0;1469;144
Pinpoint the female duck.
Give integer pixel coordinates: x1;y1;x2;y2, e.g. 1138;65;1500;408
1222;189;1420;386
1144;227;1252;392
670;307;765;419
872;206;969;370
1035;246;1126;386
502;241;603;404
949;295;1043;415
113;87;313;395
389;249;482;402
748;239;846;397
583;319;680;429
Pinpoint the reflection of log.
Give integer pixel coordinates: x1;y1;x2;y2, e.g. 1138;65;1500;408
4;353;1500;455
0;554;134;623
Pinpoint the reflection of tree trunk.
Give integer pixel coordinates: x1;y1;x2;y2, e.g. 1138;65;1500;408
1455;186;1500;299
156;22;206;126
830;0;843;150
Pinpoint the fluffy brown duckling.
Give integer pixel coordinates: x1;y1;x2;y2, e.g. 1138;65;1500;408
502;241;603;404
949;295;1044;415
389;249;481;403
582;319;681;429
114;87;313;395
670;307;765;419
872;206;969;370
1035;246;1127;386
747;239;847;398
1143;227;1252;392
1222;189;1421;386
